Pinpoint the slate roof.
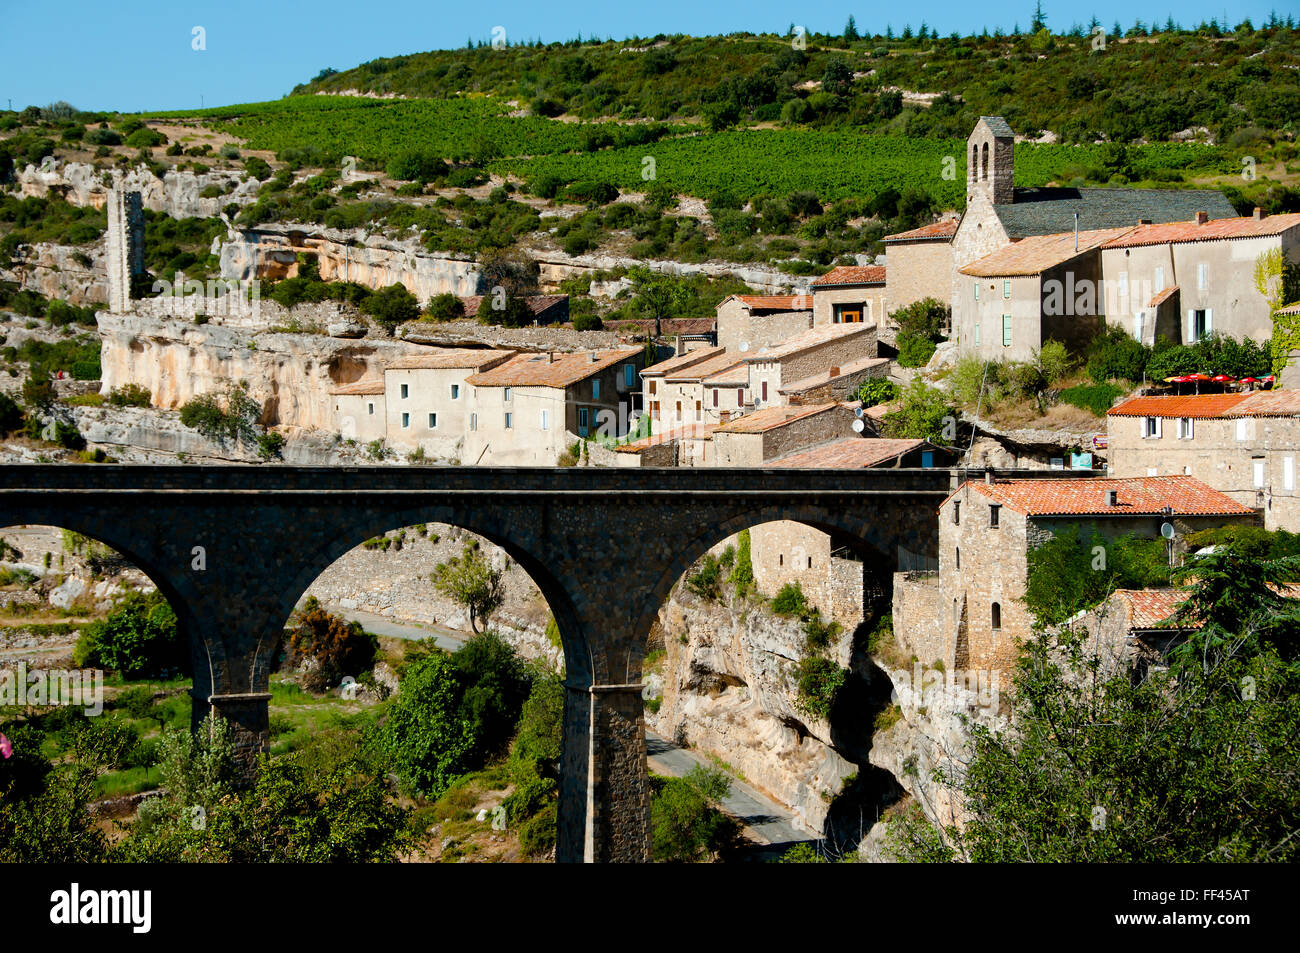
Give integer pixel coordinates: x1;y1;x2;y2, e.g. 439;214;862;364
882;220;959;243
992;187;1238;240
767;437;928;468
954;476;1252;517
1101;212;1300;249
810;265;887;287
465;347;641;388
959;227;1136;277
978;116;1016;138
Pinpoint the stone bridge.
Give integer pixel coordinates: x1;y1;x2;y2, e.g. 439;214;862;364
0;464;1006;861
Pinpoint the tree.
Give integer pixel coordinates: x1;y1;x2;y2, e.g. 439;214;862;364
72;590;184;679
422;292;465;322
21;372;55;412
431;541;505;633
179;380;260;446
627;266;686;338
650;766;740;862
360;282;421;331
881;379;953;443
281;596;377;692
1031;1;1048;32
844;15;860;41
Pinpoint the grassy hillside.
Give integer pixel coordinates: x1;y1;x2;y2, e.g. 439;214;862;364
293;24;1300;145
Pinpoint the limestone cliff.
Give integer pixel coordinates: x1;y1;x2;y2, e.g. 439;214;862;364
96;312;422;430
0;241;107;305
18;161;259;219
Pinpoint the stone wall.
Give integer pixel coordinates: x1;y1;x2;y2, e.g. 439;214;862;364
883;240;955;317
716;300;812;353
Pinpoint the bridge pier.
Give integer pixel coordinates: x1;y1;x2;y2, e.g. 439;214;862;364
193;691;273;771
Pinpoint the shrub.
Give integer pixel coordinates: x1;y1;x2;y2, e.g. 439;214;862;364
896;331;937;367
123;128;165;149
562;180;619;206
518;803;557;857
1086;325;1150;383
107;383;151;408
360;282;420;330
882;378;954;444
795;656;847;720
1023;526;1171;627
242;156;272;180
854;376;899;408
179;380;259;445
728;529;755;597
422;292;465;322
771;581;809;617
891;297;949;342
571;312;603;331
281;596;377;692
73;591;183;679
650;766;739;862
431;542;504;633
256;431;286;460
685;552;724;601
1036;339;1075;384
1059;382;1126;416
508;673;564;784
0;392;23;434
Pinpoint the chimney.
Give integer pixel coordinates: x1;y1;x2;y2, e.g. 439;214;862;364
1137;218;1152;225
985;470;994;485
1107;489;1119;506
829;366;841;378
589;351;598;363
1254;206;1267;221
547;351;555;364
719;410;731;424
1194;211;1209;225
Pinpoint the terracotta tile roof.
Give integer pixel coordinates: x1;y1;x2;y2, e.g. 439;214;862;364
642;346;726;377
767;437;926;468
779;356;891;395
1230;390;1300;417
1113;589;1192;630
810;265;886;287
613;423;719;453
958;476;1253;517
1275;302;1300;317
386;348;515;371
1101;212;1300;249
729;295;811;311
703;364;749;386
330;379;386;396
465;347;641;388
715;402;842;434
746;322;873;361
1108;393;1261;419
882;220;959;243
1149;285;1179;307
959;226;1137;277
664;352;745;382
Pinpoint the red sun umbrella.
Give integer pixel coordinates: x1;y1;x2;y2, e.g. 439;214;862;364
1240;377;1259;383
1211;375;1234;382
1187;373;1212;381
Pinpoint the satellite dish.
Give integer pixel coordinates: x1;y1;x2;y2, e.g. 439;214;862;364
1160;522;1176;540
851;419;866;433
854;407;864;418
739;342;749;353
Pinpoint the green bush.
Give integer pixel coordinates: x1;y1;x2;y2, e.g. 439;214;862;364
770;581;809;617
517;803;557;857
73;591;184;679
1023;526;1172;627
685;552;724;601
571;312;603;331
650;766;739;862
360;282;420;330
795;656;847;720
1086;326;1150;383
422;292;465;322
562;180;619;206
0;392;24;434
107;383;151;408
896;331;937;368
882;378;954;444
179;380;259;445
854;376;899;408
728;529;755;597
891;297;950;342
1059;382;1126;416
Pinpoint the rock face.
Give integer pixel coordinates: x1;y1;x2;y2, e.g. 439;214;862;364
0;242;107;305
96;312;423;430
18;161;259;220
645;585;865;834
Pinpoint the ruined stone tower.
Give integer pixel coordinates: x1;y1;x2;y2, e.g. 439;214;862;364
966;116;1015;208
105;187;144;313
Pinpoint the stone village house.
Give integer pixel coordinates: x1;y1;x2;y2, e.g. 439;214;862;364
892;475;1255;678
1106;390;1300;532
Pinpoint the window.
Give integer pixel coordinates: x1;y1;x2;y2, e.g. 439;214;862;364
401;412;410;428
991;602;1002;630
624;364;635;387
761;381;768;402
649;380;657;394
367;403;374;415
504;412;513;430
737;390;743;407
1134;311;1146;341
779;554;783;566
1143;417;1163;439
450;384;460;400
1147;467;1158;476
695;400;701;422
1118;271;1128;298
504;387;513;402
1285;456;1295;492
1154;267;1165;293
1236;418;1250;441
540;409;550;430
974;321;980;346
1002;279;1011;299
921;451;934;468
989;504;1000;528
400;383;409;399
955;546;960;570
1001;314;1011;347
1254;457;1266;489
1197;262;1209;292
953;501;960;525
973;281;979;301
428;413;436;428
469;413;477;432
712;389;719;407
1178;417;1193;440
578;408;589;436
834;303;863;323
1192;309;1210;341
593;379;600;400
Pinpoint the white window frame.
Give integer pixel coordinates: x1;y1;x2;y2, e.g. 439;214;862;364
469;413;477;432
450;384;460;400
1117;270;1128;299
428;412;436;428
540;409;550;430
1285;456;1295;492
1143;416;1163;439
504;387;513;402
1253;458;1266;489
1178;417;1193;440
1154;266;1165;294
400;383;409;399
504;412;513;430
401;412;410;428
1197;262;1209;291
1236;418;1251;441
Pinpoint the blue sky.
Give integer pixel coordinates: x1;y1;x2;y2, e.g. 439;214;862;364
0;0;1291;112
